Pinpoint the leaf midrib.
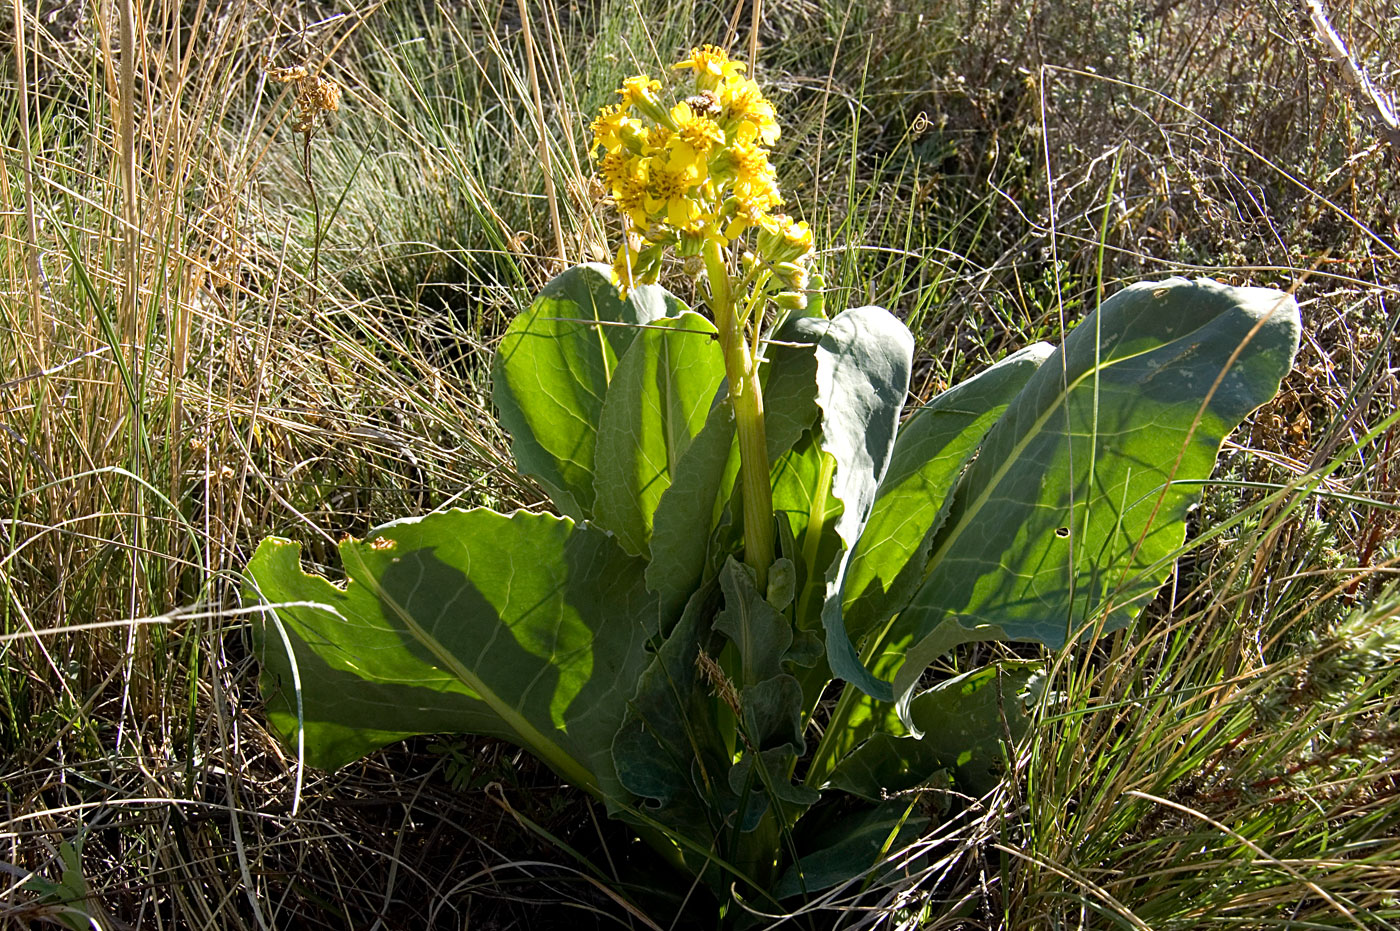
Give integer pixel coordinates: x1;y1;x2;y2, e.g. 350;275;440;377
343;543;601;796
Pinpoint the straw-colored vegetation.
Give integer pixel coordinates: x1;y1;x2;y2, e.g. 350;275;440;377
1;0;1397;927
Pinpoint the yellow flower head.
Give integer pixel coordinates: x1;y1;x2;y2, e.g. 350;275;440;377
720;77;779;146
673;45;746;91
644;158;703;229
591;103;643;155
756;213;813;264
670;102;724;156
592;49;805;292
598;149;643;194
721;133;781;216
618;75;668;124
613;170;651;229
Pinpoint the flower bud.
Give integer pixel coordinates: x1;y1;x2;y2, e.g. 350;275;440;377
771;261;809;291
618;75;672;127
772;290;808;312
756;214;814;264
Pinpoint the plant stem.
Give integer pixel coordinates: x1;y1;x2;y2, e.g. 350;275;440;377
704;240;774;590
804;681;861;787
300;129;344;412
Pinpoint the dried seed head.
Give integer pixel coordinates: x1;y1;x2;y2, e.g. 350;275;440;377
683;90;721;116
695;649;741;718
312;76;341;112
267;64;308;84
268;62;343;134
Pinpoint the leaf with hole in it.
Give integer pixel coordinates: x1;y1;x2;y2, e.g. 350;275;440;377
593;311;726;556
492;264;683;520
841;343;1055;645
247;508;656;805
810;345;1055;775
829;279;1300;710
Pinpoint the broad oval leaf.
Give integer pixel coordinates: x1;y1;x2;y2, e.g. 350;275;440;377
247;538;511;770
592;311;726;555
492;264;682;519
247;508;657;804
812;344;1053;763
645;396;740;623
797;306;915;556
855;278;1299;707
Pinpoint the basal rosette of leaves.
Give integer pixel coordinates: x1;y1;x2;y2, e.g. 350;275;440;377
244;46;1302;918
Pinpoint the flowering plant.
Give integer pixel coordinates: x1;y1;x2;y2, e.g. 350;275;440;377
245;47;1300;917
588;47;818;594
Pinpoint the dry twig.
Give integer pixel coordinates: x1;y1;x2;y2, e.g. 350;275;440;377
1302;0;1400;152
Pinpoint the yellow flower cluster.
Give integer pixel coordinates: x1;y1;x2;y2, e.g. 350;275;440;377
590;46;812;292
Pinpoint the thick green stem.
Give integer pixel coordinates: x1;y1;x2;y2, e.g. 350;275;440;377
703;241;782;894
704;240;774;590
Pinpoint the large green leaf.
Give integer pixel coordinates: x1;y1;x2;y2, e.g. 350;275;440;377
715;559;820;829
247;508;657;803
492;264;682;519
772;800;928;901
824;662;1039;800
645;396;740;623
714;558;796;689
612;581;733;844
760;318;821;463
814;346;1053;763
780;306;914;700
794;306;914;557
769;429;844;634
842;343;1054;643
839;278;1299;707
248;538;511;770
593;311;727;555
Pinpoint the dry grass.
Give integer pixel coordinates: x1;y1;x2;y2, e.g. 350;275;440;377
1;0;1398;927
